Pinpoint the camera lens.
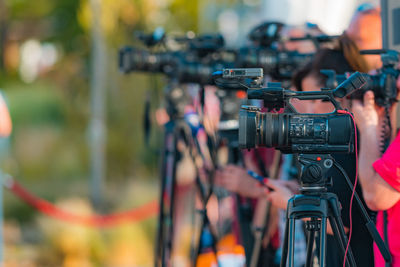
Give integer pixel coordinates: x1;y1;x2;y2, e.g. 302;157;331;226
259;113;288;147
238;106;260;149
239;107;354;153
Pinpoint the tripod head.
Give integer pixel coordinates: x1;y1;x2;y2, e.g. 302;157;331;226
297;154;333;194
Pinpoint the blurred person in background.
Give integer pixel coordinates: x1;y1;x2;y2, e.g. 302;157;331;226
0;92;12;138
153;84;231;266
336;3;382;72
281;22;325;53
0;92;12;160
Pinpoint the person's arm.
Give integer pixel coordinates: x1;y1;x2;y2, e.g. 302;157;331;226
352;91;400;211
214;165;267;198
264;179;295;210
265;179;343;234
0;94;11;137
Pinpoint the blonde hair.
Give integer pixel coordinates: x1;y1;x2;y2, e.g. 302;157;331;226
333;33;370;73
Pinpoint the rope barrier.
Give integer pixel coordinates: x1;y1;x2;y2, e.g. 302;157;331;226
3;175;159;227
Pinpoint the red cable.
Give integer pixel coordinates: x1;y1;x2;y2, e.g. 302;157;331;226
7;178;158;227
338;110;358;267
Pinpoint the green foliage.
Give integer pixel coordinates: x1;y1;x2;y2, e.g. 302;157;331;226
1;0;205;190
47;0;87;52
168;0;199;32
6;0;56;19
6;81;65;128
6;0;86;52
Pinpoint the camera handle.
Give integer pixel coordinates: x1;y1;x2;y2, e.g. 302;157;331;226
360;49;399;68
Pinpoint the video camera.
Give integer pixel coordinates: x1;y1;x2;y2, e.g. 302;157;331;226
240;21;335;81
118;45;313;85
214;68;367;154
119;47;234;85
322;49;400;107
119;32;235;85
236;47;313;81
118;23;317;85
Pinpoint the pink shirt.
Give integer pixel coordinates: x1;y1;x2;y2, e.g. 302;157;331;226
373;134;400;267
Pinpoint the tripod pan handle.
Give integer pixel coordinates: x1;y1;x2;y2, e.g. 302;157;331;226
366;221;392;263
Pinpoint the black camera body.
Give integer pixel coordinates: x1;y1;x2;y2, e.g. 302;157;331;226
236;47;313;81
118;45;312;85
119;46;235;85
214;68;366;154
323;50;400;107
356;50;399;107
119;25;315;85
119;32;236;85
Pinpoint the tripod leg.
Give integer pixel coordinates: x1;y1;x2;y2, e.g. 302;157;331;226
155;173;166;267
332;214;357;267
319;217;327;267
155;126;176;267
280;215;290;267
328;216;355;267
161;125;181;267
328;216;347;267
195;212;220;267
163;170;177;267
287;218;296;267
193;185;221;267
328;198;356;267
305;220;316;267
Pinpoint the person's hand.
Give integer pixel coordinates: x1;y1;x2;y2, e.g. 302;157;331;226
155;108;169;126
279;180;300;194
214;165;267;198
264;179;296;210
351;91;382;133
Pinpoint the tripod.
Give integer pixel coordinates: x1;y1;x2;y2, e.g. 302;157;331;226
280;154;391;267
154;82;197;267
225;137;254;264
154;83;220;267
